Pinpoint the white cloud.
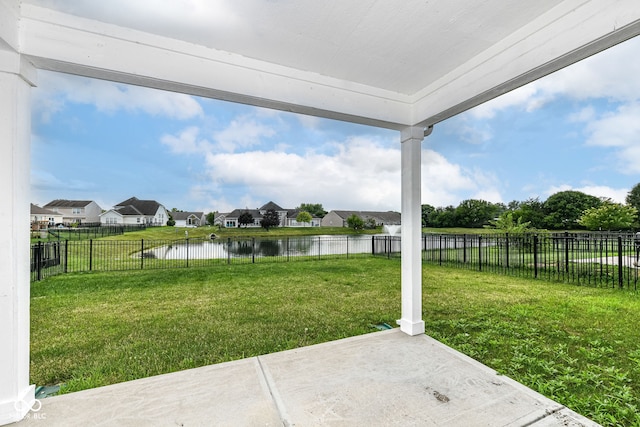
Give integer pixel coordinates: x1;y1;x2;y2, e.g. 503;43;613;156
578;102;640;173
467;36;640;119
568;106;596;123
202;136;402;211
422;150;503;207
584;103;640;148
33;71;203;123
158;120;506;210
161;126;212;154
543;184;628;204
212;115;277;152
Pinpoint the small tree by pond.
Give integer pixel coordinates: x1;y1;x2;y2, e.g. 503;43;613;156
238;210;254;227
347;214;364;230
260;209;280;230
296;211;312;226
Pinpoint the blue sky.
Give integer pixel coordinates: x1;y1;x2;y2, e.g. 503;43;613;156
31;35;640;214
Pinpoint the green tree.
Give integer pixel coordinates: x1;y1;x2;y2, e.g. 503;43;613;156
296;211;313;226
543;191;601;230
454;199;500;228
429;206;456;228
238;210;254;227
297;203;327;218
346;214;364;230
364;218;377;229
513;197;546;229
486;211;533;233
166;213;175;226
578;202;637;231
421;204;435;227
260;209;280;230
625;183;640;225
205;212;216;226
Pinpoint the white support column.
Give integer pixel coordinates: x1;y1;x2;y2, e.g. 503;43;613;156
398;126;425;336
0;46;37;425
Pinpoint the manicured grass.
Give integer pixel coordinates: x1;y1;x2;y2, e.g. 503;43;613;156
31;258;399;390
31;259;640;426
101;225;380;241
423;268;640;427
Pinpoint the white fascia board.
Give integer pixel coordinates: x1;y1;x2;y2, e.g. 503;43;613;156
19;5;412;130
411;0;640;126
0;0;19;51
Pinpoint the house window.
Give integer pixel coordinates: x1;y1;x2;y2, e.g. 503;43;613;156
72;208;83;214
137;218;140;223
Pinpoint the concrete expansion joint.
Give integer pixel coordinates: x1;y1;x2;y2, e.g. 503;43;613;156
520;404;578;427
256;356;292;427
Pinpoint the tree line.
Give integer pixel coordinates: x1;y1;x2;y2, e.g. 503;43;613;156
423;184;640;231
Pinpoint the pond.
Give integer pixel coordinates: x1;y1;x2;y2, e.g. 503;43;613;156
148;235;400;260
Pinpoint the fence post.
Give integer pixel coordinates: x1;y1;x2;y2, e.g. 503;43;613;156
64;239;68;273
533;235;539;278
36;242;42;281
186;238;189;268
439;235;442;265
463;234;467;264
141;239;144;269
478;235;482;271
252;237;255;263
618;236;623;288
565;232;570;273
227;238;231;264
346;236;349;259
372;236;375;255
505;233;510;269
89;239;93;271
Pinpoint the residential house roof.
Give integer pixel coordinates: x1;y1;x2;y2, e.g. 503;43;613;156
171;212;204;221
30;204;58;215
114;205;143;216
43;199;93;208
115;197;163;216
260;201;284;211
227;209;263;220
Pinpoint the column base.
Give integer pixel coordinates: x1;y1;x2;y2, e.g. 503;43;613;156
0;384;35;425
397;318;425;336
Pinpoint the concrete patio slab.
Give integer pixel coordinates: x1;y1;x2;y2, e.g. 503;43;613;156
13;329;598;426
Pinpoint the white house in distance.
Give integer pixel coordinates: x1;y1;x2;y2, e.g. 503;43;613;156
171;211;205;227
321;210;401;227
216;201;321;228
42;199;102;225
30;204;63;229
100;197;169;226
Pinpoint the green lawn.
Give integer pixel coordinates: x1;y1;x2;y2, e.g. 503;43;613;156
31;258;640;426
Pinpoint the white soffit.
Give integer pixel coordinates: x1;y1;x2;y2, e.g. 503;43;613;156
15;0;640;129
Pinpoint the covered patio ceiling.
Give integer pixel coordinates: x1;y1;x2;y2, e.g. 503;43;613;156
5;0;640;129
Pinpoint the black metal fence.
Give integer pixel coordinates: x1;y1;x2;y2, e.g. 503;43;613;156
30;232;640;289
30;235;400;281
421;232;640;290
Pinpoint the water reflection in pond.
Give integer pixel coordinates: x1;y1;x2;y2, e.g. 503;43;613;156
149;235;393;260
